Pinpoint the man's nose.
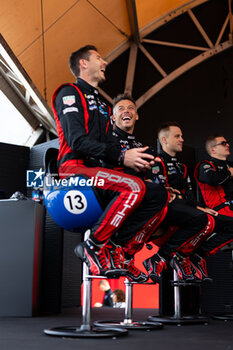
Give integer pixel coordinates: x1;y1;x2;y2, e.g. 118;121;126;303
102;59;108;67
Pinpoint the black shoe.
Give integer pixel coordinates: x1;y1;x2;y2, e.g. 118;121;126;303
143;253;167;283
170;253;195;282
190;253;213;282
74;240;110;276
125;258;149;283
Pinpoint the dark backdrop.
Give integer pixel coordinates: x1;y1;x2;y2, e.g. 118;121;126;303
100;0;233;154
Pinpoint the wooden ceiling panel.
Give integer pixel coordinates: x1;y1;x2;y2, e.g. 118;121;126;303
43;0;81;29
42;0;126;102
2;0;228;131
90;0;131;36
1;0;42;57
136;0;195;30
18;39;44;98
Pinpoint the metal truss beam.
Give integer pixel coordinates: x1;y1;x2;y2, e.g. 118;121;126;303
126;0;140;45
104;0;209;64
0;34;57;139
102;0;233;109
124;43;138;95
136;40;233;109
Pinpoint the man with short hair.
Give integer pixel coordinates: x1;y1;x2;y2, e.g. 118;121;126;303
111;98;215;283
196;135;233;217
94;280;113;307
52;45;169;282
148;123;233;282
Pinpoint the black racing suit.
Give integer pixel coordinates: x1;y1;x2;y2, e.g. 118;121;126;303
102;289;113;307
52;78;168;246
194;157;233;256
196;157;233;216
149;151;233;257
112;128;214;259
148;150;216;259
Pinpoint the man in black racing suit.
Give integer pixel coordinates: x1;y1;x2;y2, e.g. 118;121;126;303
195;134;233;218
148;123;233;282
111;95;215;283
52;45;169;282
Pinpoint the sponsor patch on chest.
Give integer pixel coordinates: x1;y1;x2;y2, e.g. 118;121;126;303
152;166;160;174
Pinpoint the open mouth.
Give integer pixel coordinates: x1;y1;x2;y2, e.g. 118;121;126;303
122;116;131;121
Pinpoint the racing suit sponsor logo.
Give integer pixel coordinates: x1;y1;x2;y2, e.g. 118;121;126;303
63;95;76;106
158;175;166;181
88;99;97;105
168;170;177;175
133;215;160;243
96;170;141;228
205;168;214;173
188;219;212;247
110;192;139;227
89;105;97;110
96;171;141;192
152;166;160;174
63;107;79;114
98;105;109;117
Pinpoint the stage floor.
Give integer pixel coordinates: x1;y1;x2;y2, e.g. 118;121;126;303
0;307;232;350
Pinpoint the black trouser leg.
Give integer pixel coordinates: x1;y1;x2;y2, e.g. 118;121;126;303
199;214;233;256
158;202;210;259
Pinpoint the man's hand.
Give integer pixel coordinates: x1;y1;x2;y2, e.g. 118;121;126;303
124;147;155;172
165;187;181;195
165;187;180;203
197;206;218;216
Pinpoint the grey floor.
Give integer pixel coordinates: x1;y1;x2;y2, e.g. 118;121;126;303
0;307;233;350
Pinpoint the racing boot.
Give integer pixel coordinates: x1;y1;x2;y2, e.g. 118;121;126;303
170;252;195;282
143;253;167;283
190;253;213;282
104;240;127;277
74;239;116;277
125;258;149;283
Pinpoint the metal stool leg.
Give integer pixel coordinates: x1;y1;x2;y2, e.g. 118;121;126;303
94;279;163;330
44;230;128;338
148;270;209;325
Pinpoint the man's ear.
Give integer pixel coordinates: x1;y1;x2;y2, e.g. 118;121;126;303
80;58;87;70
209;147;215;156
136;113;139;121
161;136;167;145
111;115;116;122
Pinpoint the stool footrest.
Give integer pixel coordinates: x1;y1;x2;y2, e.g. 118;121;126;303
94;320;163;330
44;326;128;338
170;280;202;287
212;314;233;321
148;315;209;325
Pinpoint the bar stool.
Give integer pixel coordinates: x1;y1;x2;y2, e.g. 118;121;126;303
44;231;128;337
42;148;128;338
94;279;163;330
148;269;209;325
143;230;209;326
